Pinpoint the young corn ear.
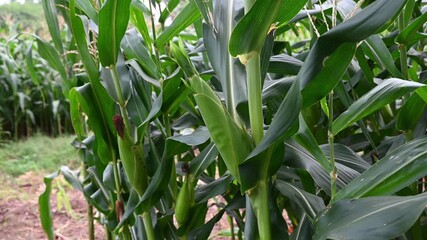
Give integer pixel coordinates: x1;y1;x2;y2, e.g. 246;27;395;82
114;115;148;196
175;164;194;225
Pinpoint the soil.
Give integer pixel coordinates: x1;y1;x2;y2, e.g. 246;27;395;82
0;172;105;240
0;172;233;240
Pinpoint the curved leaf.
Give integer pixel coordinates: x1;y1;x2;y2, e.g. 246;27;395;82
314;193;427;240
276;180;325;221
155;1;201;47
334;136;427;201
332;78;424;135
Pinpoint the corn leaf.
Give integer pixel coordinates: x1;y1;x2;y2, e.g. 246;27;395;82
98;0;132;67
314;193;427;240
332;78;424;135
42;0;63;53
155;1;201;47
334;136;427;201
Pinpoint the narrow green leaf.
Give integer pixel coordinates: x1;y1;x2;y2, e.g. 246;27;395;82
397;93;427;131
122;29;160;79
69;14;99;83
155;1;202;47
190;75;253;181
396;11;427;46
275;0;309;28
203;1;247;117
229;0;282;59
98;0;132;67
39;171;58;240
34;36;67;83
130;4;152;50
315;193;427;240
69;84;115;164
293;115;331;172
25;43;41;85
75;0;98;24
332;78;424;134
276;180;325;221
42;0;63;53
268;54;302;75
159;0;179;23
301;43;356;108
298;0;407;94
363;35;405;79
320;144;370;174
39;167;83;240
193;0;214;28
334;136;427;201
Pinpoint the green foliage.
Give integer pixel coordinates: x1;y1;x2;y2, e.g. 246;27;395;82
0;37;73;139
0;3;45;36
0;135;79;176
36;0;427;239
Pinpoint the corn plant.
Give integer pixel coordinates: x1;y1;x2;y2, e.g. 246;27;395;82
38;0;427;239
0;34;74;139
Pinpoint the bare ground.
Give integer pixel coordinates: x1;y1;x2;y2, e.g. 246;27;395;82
0;172;234;240
0;172;105;240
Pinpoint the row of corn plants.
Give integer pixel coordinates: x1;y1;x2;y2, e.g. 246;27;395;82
38;0;427;239
0;18;74;139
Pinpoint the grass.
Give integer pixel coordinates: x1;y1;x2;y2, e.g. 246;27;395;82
0;134;80;177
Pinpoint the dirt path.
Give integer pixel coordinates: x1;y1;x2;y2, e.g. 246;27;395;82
0;172;105;240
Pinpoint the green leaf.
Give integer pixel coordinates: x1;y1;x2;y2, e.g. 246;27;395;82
98;0;132;67
75;0;98;24
298;0;407;97
396;11;427;46
69;13;99;83
155;1;202;47
314;193;427;240
39;167;83;240
320;144;370;174
122;29;160;79
187;209;226;240
159;0;179;24
34;36;68;83
301;43;356;108
69;84;115;164
268;54;302;75
334;136;427;201
293;115;331;172
203;1;247;116
130;3;152;50
396;93;427;131
284;141;351;194
25;43;41;85
274;0;309;28
189;143;219;179
195;174;232;203
193;0;213;28
229;0;282;59
39;171;58;240
276;180;325;221
332;78;424;135
363;35;405;79
190;75;253;181
42;0;64;53
169;126;210;146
